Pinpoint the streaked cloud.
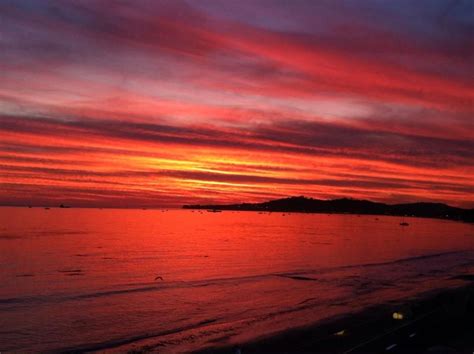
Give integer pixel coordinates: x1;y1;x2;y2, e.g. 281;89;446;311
0;0;473;207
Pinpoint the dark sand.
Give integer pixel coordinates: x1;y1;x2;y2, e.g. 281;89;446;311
195;279;474;354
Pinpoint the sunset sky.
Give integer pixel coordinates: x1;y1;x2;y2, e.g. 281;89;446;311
1;0;473;208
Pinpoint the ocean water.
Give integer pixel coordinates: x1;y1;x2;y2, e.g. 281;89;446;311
1;208;474;352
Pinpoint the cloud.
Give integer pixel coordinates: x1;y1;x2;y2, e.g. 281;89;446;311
1;114;473;207
0;0;473;207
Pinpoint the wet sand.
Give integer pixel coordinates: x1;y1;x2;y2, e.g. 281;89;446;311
195;279;474;354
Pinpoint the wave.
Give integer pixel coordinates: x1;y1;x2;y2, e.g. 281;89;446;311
2;250;472;308
279;250;471;276
56;318;220;353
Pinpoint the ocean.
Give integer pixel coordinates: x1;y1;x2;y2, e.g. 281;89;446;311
1;208;473;352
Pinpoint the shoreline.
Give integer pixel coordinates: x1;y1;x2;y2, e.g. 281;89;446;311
107;279;474;353
183;196;474;224
194;280;474;354
184;208;474;224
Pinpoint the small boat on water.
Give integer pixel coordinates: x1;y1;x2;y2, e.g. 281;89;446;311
207;209;222;213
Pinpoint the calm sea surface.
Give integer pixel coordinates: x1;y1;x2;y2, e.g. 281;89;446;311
1;208;474;352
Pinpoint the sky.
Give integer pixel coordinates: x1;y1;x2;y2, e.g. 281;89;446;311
0;0;473;208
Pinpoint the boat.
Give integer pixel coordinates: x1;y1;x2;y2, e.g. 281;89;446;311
207;209;222;213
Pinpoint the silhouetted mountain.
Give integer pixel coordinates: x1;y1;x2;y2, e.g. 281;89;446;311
183;196;474;222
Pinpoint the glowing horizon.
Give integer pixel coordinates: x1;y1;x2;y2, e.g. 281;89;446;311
1;0;473;208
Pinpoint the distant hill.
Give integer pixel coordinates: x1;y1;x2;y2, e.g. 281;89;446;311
183;196;474;223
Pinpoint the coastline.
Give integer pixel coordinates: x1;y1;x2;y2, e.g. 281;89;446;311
183;196;474;224
195;280;474;354
102;278;474;353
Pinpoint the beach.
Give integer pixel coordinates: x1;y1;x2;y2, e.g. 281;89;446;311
194;281;474;354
